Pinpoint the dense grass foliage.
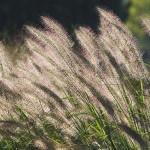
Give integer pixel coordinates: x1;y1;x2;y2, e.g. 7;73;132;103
0;8;150;149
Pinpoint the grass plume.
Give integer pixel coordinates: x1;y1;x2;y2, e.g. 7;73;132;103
0;7;149;149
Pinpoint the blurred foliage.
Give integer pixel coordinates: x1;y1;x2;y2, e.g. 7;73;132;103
126;0;150;37
125;0;150;63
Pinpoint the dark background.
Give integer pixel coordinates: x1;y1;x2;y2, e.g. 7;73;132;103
0;0;130;41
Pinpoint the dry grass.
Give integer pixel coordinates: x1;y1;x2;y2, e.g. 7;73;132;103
0;7;149;150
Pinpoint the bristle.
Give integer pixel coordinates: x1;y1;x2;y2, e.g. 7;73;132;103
0;7;149;149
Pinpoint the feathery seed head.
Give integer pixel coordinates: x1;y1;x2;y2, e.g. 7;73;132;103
141;18;150;35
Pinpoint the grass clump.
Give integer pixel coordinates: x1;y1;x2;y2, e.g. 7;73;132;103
0;7;150;149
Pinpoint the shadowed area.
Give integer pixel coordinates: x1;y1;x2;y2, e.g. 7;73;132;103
0;0;128;41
